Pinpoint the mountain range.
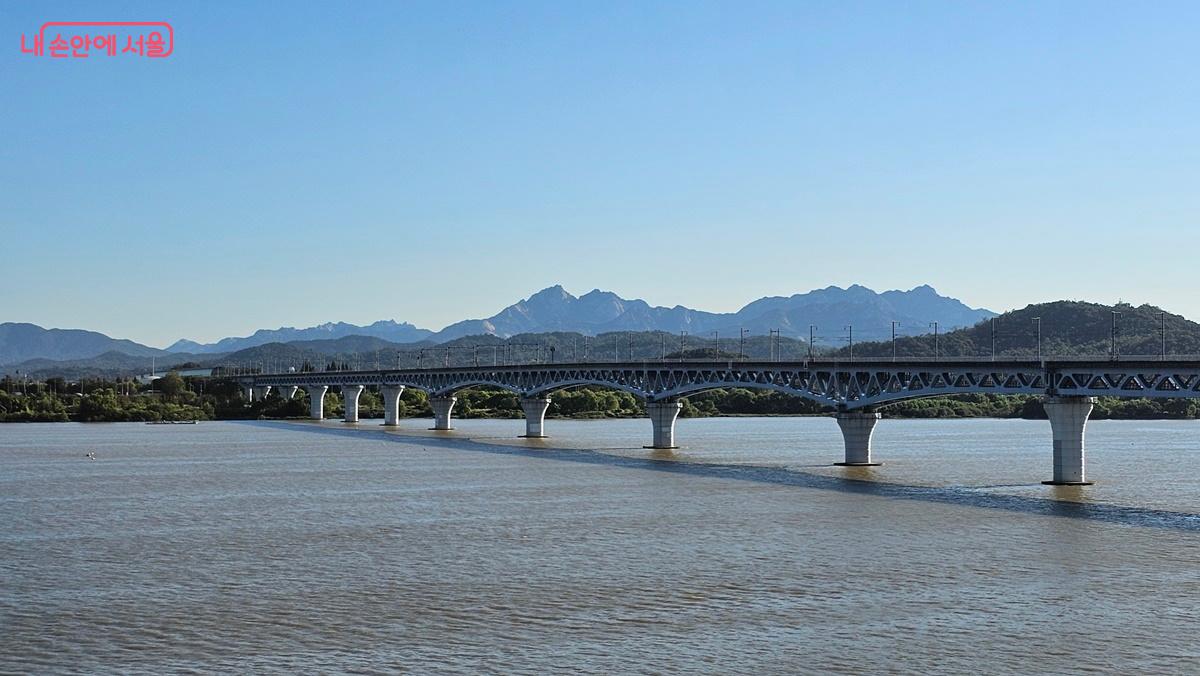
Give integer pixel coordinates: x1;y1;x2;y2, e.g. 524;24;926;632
165;284;994;353
165;320;433;354
1;284;994;366
0;323;164;367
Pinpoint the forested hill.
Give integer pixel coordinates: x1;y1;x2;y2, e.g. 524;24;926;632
832;301;1200;359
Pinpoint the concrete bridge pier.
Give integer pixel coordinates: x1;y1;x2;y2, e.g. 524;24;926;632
253;385;271;401
430;396;457;430
241;384;255;402
305;385;328;420
520;397;551;438
1043;396;1096;486
645;400;683;449
835;410;882;466
342;385;364;423
277;385;298;400
381;386;405;426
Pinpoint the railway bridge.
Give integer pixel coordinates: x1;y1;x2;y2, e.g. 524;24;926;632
238;358;1200;486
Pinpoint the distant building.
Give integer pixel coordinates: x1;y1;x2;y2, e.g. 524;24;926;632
135;368;214;384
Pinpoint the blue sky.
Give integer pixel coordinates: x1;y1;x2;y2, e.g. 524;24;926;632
2;1;1198;347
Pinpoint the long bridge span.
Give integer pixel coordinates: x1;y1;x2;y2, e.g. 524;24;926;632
237;358;1200;486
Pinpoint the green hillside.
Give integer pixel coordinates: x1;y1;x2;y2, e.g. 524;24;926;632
831;301;1200;359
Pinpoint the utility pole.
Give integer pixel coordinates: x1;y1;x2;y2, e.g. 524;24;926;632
679;331;687;362
929;321;939;359
891;321;900;361
660;333;666;362
845;325;853;361
739;328;748;361
712;331;719;360
809;325;816;360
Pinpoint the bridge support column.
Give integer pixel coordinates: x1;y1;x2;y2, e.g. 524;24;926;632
520;397;551;438
382;386;405;426
253;385;271;401
277;385;298;400
305;385;328;420
342;385;364;423
430;396;457;430
835;411;882;466
241;384;255;402
1043;396;1096;486
645;401;682;449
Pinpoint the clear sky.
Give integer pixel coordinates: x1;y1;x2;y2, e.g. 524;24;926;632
2;1;1198;347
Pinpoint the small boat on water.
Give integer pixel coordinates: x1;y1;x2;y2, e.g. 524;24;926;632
145;420;199;425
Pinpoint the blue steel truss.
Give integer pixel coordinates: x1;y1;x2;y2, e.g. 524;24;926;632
241;360;1200;411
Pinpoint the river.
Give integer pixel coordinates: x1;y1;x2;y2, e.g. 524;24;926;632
2;417;1199;673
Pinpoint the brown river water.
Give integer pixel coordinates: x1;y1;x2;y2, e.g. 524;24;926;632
2;417;1199;673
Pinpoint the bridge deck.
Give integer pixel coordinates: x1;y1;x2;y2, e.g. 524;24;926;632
238;358;1200;410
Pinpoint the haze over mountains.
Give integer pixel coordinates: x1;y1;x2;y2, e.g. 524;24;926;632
1;284;994;366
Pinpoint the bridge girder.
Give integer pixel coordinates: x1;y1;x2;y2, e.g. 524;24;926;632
237;361;1200;411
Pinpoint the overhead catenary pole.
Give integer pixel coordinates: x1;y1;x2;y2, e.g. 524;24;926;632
991;317;997;361
1033;317;1042;361
1111;311;1122;360
929;321;939;359
1161;312;1167;359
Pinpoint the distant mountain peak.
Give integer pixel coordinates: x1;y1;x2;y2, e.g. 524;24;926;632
526;285;575;304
